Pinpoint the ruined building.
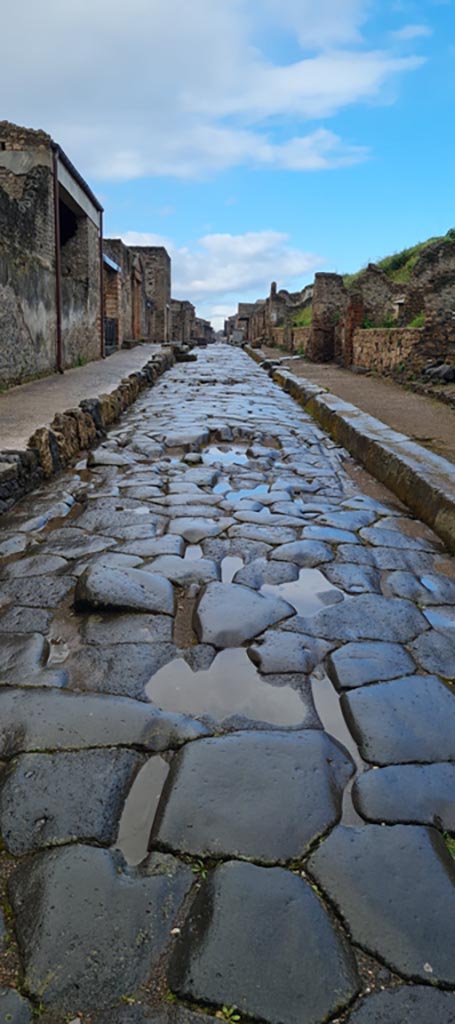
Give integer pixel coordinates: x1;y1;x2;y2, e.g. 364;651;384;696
127;246;171;344
102;239;152;352
170;299;195;344
0;121;103;387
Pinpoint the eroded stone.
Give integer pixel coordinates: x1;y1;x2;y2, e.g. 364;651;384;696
309;824;455;984
328;642;416;690
0;749;144;854
10;848;192;1014
194;582;294;647
169;861;359;1024
342;675;455;764
353;763;455;829
152;730;353;862
75;565;175;614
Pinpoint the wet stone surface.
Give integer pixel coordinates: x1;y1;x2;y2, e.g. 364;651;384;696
10;849;193;1015
152;730;353;862
347;986;455;1023
0;989;33;1024
169;860;360;1024
0;345;455;1021
309;825;455;984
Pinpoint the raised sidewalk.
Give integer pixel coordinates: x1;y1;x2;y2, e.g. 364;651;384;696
246;345;455;554
0;345;173;512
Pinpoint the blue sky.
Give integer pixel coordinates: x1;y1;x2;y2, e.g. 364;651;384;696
3;0;454;328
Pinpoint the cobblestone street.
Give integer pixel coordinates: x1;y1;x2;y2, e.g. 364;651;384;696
1;345;455;1024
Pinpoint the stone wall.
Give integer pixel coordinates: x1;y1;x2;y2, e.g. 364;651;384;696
0;140;57;386
129;246;171;343
103;239;150;347
351;327;424;372
292;327;313;354
171;299;195;344
0;120;104;387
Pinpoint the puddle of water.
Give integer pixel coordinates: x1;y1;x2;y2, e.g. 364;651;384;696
115;756;169;866
311;669;365;827
184;544;203;561
213;477;230;495
146;648;308;726
420;576;438;594
424;607;455;628
261;569;344;618
203;446;248;466
221;555;244;583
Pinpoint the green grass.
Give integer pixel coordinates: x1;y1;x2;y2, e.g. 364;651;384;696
343;229;455;289
293;306;313;327
445;833;455;860
408;312;425;328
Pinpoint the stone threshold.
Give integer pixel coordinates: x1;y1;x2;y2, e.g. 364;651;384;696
0;348;176;515
245;344;455;554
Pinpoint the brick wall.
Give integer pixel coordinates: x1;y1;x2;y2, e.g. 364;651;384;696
292;326;313;354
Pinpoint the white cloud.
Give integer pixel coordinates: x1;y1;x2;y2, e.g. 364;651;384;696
1;0;426;181
391;24;432;40
121;228;324;330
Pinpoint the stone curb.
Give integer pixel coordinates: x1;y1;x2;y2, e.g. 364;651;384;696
0;348;176;514
245;344;455;554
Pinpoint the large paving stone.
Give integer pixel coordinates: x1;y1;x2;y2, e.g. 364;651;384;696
328;641;416;690
82;612;173;645
75;565;175;614
353;762;455;829
149;555;219;586
411;628;455;678
10;848;192;1014
68;642;179;700
233;557;299;589
360;526;440;551
0;634;67;688
0;989;33;1024
302;525;358;544
337;544;434;573
0;606;53;635
168;517;233;542
228;524;297;544
1;575;75;608
0;688;210;758
281;594;428;643
0;749;144;854
309;824;455;985
342;675;455;764
323;563;381;595
385;570;455;605
347;986;455;1023
44;527;116;558
248;631;331;674
119;535;184;557
194;582;294;647
152;730;353;862
0;554;68;579
168;861;359;1024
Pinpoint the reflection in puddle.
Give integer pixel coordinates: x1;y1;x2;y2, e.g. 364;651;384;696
424;607;455;628
203;446;248;466
221;555;244;583
213;478;230;495
261;569;344;617
115;757;169;866
311;669;364;827
146;648;308;726
185;544;203;561
420;576;438;594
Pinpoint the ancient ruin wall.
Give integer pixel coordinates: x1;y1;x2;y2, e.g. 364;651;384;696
129;247;171;343
0;130;57;386
60;214;101;367
351;327;424;372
